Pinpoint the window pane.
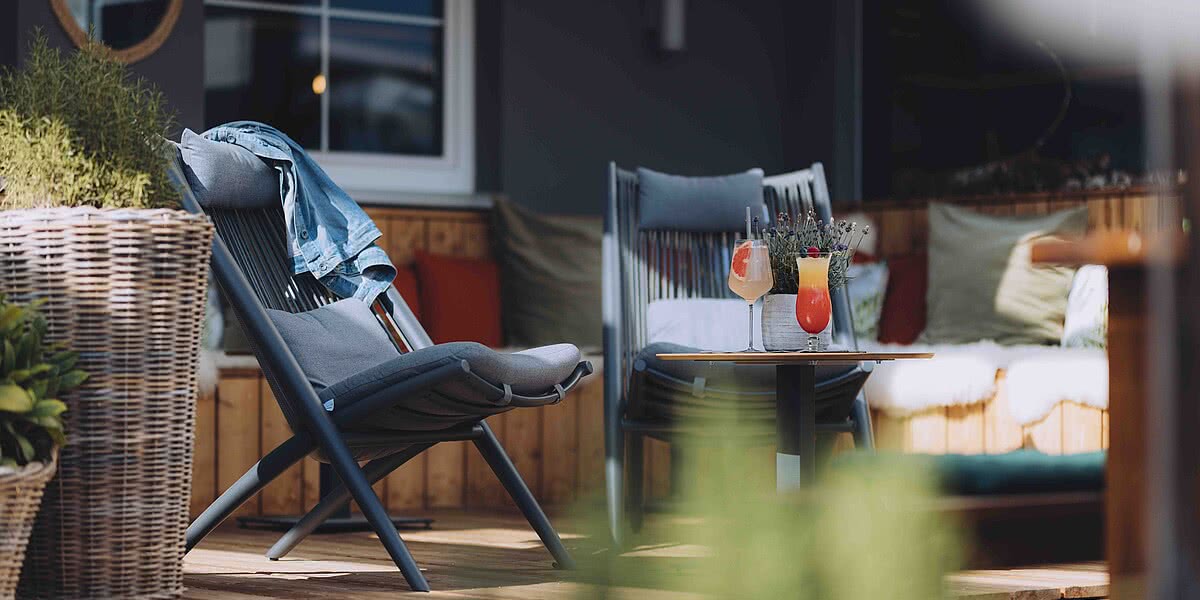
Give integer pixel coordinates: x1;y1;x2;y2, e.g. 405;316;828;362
204;7;321;148
80;0;172;51
330;0;442;18
328;19;443;155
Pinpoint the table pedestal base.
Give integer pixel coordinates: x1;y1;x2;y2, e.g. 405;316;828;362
776;364;816;492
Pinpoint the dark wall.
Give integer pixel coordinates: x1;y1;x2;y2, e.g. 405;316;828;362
491;0;839;215
3;0;205;133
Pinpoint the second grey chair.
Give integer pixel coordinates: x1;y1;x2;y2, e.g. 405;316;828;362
602;162;874;543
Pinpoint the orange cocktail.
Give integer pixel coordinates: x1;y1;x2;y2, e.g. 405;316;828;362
794;253;831;350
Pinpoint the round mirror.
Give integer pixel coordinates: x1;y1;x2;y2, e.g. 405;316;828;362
51;0;183;64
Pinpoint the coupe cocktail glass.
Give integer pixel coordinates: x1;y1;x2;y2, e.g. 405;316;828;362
728;239;773;352
794;253;832;351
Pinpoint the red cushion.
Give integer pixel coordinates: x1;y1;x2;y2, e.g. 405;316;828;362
413;251;503;346
877;253;927;345
392;265;421;321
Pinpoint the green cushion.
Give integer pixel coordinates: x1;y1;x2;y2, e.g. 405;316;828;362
834;450;1105;496
921;203;1087;345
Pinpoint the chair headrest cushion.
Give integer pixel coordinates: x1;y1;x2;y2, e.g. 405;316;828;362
178;128;280;211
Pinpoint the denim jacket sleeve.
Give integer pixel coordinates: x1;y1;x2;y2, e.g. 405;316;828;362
203;121;396;304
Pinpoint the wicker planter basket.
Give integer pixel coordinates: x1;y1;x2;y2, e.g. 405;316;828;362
0;456;56;600
0;208;212;600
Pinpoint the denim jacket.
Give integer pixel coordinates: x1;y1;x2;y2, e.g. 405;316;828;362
203;121;395;304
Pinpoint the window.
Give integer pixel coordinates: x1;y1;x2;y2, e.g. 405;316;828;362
204;0;474;198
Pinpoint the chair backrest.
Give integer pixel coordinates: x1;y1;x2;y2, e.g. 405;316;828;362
602;162;857;407
166;144;431;434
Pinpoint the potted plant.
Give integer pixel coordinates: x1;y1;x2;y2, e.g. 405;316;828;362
0;297;82;598
760;213;869;350
0;34;213;599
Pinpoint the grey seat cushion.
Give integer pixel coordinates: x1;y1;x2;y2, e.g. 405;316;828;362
179;128;279;210
637;167;766;231
321;342;582;431
266;299;401;392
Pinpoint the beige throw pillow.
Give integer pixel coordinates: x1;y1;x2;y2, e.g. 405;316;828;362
921;203;1086;345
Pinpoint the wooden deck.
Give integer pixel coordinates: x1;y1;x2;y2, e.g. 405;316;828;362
183;510;1108;599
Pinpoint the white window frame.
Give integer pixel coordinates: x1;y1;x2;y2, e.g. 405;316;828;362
205;0;475;200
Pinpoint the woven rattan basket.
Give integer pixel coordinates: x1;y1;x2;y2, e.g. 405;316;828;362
0;456;56;600
0;208;212;600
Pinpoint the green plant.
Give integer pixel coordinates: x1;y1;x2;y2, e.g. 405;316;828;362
0;31;178;209
0;297;84;467
762;212;869;294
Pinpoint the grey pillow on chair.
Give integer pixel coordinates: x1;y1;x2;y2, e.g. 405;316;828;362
178;128;279;210
266;299;401;392
637;167;765;231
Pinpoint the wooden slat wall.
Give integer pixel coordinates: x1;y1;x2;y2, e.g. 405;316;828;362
193;206;609;517
854;188;1179;456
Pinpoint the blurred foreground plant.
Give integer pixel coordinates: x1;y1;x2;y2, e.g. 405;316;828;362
571;425;963;600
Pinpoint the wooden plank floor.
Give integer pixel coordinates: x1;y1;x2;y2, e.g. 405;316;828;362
184;510;1108;599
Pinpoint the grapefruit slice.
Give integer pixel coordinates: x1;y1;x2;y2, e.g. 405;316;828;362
731;241;753;281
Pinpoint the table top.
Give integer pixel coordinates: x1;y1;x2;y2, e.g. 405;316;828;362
655;351;934;365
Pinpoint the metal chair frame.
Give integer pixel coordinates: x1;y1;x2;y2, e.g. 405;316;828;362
601;162;874;542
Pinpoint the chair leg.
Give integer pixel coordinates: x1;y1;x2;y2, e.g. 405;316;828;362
322;435;430;591
850;392;875;451
625;433;645;534
473;422;576;569
266;443;433;560
187;434;313;552
605;422;626;547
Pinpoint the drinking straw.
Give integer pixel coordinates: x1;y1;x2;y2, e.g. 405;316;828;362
746;206;752;240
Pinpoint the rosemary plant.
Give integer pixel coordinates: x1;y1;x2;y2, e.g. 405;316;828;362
762;211;870;294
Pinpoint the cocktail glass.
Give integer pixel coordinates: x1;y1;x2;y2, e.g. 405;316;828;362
728;239;773;352
795;253;832;351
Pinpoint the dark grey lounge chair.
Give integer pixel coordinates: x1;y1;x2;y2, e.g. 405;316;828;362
170;150;589;592
602;162;873;543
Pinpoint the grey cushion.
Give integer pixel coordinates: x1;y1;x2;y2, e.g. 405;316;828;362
637;167;766;231
266;299;400;392
492;198;602;349
178;128;279;210
321;342;582;430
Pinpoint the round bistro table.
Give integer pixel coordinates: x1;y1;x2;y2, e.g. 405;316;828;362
654;350;934;491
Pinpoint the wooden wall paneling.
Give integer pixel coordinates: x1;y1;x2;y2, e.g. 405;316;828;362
191;378;217;517
1086;196;1110;230
871;409;911;451
1102;410;1110;449
301;457;321;511
644;438;671;500
385;218;428;266
466;413;511;508
1061;402;1105;454
216;373;263;516
427;217;490;259
504;407;544;500
384;448;427;512
259;378;303;516
984;373;1024;454
1023;403;1064;454
574;376;606;498
946;404;986;454
541;397;580;505
425;441;467;508
907;408;949;454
